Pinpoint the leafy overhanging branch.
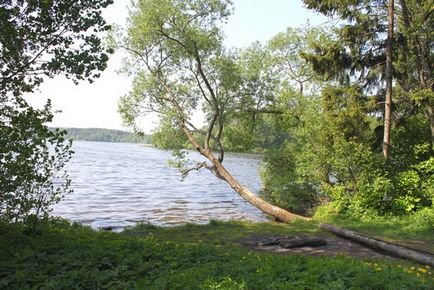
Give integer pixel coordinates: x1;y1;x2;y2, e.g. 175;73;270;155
118;0;309;222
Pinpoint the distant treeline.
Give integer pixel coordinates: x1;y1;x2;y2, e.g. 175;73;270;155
52;127;152;144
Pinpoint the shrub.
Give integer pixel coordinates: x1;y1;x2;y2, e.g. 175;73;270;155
0;97;73;222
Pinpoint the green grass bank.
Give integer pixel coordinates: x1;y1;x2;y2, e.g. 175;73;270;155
0;219;433;289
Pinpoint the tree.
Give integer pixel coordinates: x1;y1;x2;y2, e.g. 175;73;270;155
383;0;394;160
0;97;72;222
117;0;307;222
299;0;433;215
0;0;114;221
0;0;113;98
218;27;329;214
302;0;433;156
268;26;322;97
395;0;434;146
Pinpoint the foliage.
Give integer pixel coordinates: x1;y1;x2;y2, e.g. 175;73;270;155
115;0;433;219
251;27;328;214
0;97;72;222
203;276;247;290
117;0;290;159
221;113;289;153
0;0;113;97
219;26;326;153
1;0;115;222
115;0;313;222
151;118;188;149
255;8;432;217
260;0;434;217
268;25;325;95
58;127;152;144
260;97;322;215
0;219;432;289
262;83;433;216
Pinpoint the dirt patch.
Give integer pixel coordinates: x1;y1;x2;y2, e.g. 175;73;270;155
238;234;397;259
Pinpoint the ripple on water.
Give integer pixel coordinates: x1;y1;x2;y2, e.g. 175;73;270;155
52;141;267;229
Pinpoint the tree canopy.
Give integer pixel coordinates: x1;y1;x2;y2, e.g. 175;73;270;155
117;0;309;222
117;0;432;219
1;0;114;222
0;0;113;98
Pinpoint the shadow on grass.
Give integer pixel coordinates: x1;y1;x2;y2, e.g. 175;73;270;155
121;219;320;245
1;218;433;289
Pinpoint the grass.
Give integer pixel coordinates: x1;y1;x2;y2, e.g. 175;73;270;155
1;218;433;289
122;219;319;244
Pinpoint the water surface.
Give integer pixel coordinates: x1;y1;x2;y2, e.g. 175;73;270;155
53;141;267;229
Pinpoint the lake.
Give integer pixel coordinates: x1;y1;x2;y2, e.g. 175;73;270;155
53;141;267;229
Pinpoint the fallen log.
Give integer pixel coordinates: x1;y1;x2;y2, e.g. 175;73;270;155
258;236;327;248
320;223;434;266
280;238;327;249
259;238;286;246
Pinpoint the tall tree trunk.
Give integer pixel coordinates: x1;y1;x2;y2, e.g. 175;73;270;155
383;0;395;160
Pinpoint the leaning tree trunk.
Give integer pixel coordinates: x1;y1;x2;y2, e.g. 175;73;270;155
203;150;309;222
180;125;308;222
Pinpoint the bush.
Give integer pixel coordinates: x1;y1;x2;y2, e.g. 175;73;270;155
0;97;73;222
262;113;433;217
261;147;319;215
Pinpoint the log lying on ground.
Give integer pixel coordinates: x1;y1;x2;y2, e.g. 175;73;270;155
259;236;327;248
280;238;327;249
320;223;434;266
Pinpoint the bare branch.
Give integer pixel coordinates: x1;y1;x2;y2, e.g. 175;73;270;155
180;161;208;178
244;108;284;115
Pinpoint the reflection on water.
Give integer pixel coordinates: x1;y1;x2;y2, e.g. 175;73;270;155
53;141;267;229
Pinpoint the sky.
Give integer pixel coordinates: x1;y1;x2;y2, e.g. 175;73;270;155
26;0;327;133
